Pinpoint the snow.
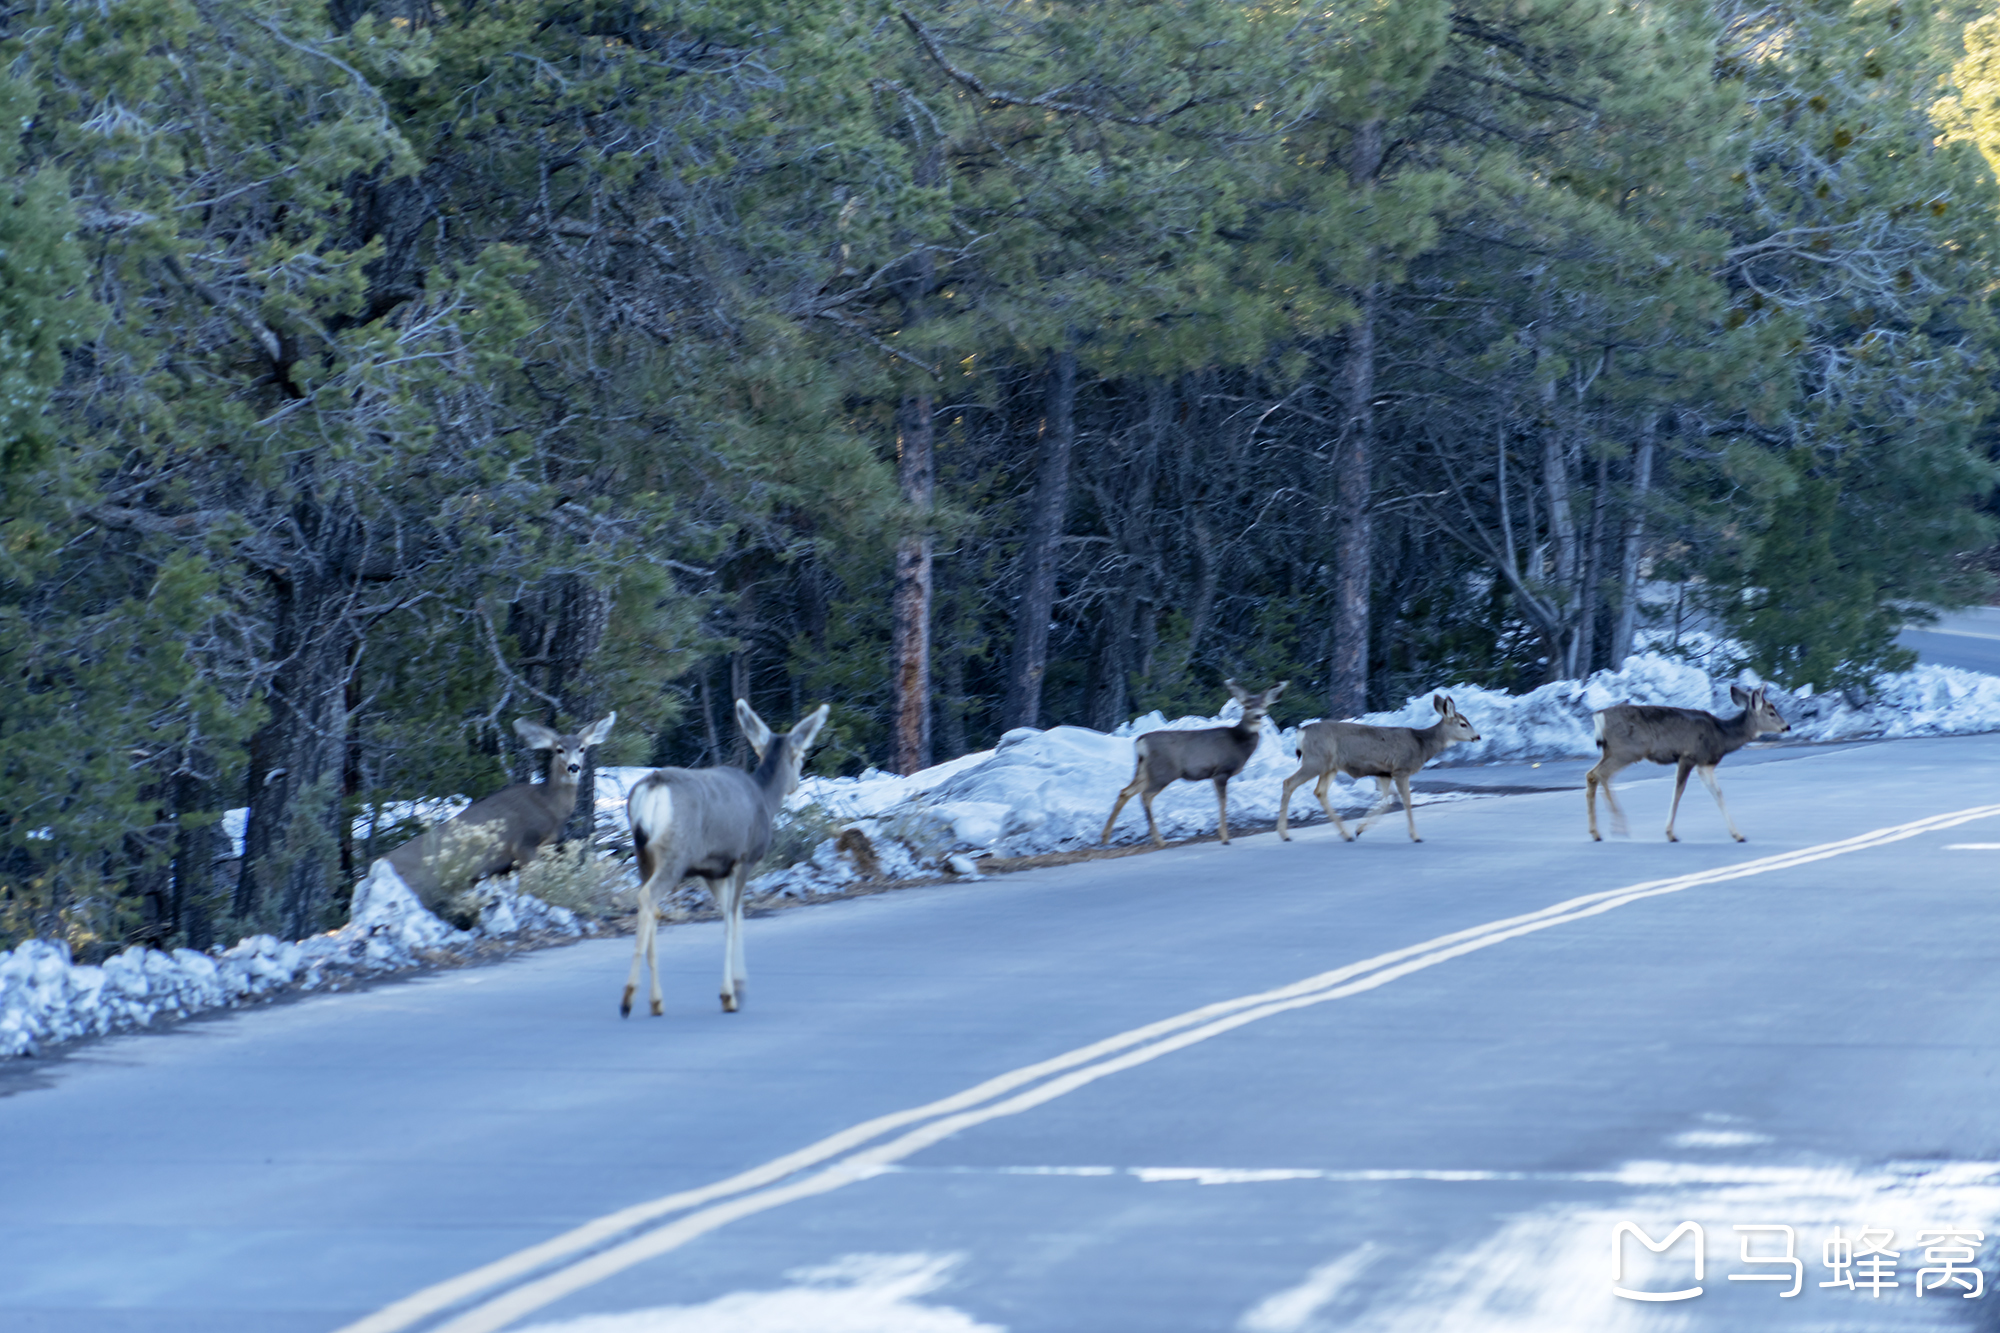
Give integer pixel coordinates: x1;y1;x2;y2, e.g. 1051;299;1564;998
728;652;2000;903
10;651;2000;1060
0;860;592;1058
514;1253;998;1333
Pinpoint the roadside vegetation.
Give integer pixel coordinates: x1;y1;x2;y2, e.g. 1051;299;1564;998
3;0;1998;957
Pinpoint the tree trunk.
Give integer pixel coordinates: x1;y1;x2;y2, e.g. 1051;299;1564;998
729;571;760;765
889;393;935;774
1327;286;1377;719
170;771;221;952
1578;443;1611;677
239;526;357;939
1610;414;1659;667
1003;349;1078;731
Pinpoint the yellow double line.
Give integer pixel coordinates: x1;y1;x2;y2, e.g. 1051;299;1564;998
341;803;2000;1333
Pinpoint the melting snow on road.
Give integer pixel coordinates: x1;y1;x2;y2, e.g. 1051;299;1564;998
511;1253;1002;1333
1229;1157;2000;1332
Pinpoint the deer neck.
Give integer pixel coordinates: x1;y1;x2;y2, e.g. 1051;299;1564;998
1412;719;1455;764
538;756;582;819
748;741;796;817
1716;708;1762;754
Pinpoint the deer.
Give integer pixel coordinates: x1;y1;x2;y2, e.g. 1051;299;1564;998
1276;694;1481;843
1586;684;1790;842
1099;680;1288;849
622;699;830;1018
380;713;616;913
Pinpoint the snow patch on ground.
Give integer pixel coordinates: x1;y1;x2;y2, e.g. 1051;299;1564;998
724;653;2000;902
0;859;591;1058
1233;1157;2000;1331
513;1253;1001;1333
13;651;1999;1058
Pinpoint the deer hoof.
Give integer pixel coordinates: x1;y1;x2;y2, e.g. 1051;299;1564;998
650;999;663;1017
720;992;738;1013
620;987;634;1019
1734;834;1747;843
1591;832;1602;842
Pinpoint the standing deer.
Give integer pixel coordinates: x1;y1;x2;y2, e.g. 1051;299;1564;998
623;699;830;1018
1586;685;1790;842
381;713;616;912
1277;695;1481;843
1100;680;1288;849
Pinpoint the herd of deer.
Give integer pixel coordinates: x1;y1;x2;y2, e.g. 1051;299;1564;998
382;682;1789;1018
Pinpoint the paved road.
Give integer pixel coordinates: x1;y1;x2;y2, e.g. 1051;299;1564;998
1899;605;2000;677
7;736;2000;1333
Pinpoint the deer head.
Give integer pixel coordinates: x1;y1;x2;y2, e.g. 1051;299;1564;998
513;712;617;784
1432;694;1481;744
735;700;832;799
1728;685;1790;738
1224;678;1289;727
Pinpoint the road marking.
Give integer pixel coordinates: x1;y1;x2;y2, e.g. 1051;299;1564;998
341;803;2000;1333
1946;843;2000;850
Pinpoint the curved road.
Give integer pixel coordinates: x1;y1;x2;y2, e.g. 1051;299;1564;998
1899;605;2000;677
6;735;2000;1332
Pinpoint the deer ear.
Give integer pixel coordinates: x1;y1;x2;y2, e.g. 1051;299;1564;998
1731;684;1751;705
1264;680;1289;703
790;704;831;753
513;718;561;750
579;712;616;747
1432;694;1448;714
735;699;773;759
1224;678;1250;702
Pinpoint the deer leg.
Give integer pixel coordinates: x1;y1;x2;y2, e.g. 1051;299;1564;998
1101;770;1146;844
643;885;663;1017
1278;767;1309;841
724;868;748;1012
1396;774;1420;842
1354;778;1395;838
1139;787;1166;848
1214;777;1232;845
727;864;750;1008
1666;760;1694;842
1588;759;1630;839
1695;765;1746;842
1315;772;1353;841
621;882;651;1018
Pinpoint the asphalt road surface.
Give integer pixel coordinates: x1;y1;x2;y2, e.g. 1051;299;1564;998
1899;605;2000;677
7;735;2000;1333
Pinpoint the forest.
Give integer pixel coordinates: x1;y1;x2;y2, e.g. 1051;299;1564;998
3;0;1998;955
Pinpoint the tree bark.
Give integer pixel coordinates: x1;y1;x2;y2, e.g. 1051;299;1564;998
1327;286;1377;719
239;562;353;939
1003;349;1079;731
1610;414;1659;667
889;393;936;773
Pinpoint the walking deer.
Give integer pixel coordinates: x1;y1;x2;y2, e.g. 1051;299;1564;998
622;700;830;1017
382;713;616;911
1100;680;1288;848
1277;695;1481;843
1586;685;1789;842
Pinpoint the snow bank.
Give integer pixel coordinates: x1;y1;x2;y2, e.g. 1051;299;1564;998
0;860;592;1058
13;650;1997;1059
730;652;2000;901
